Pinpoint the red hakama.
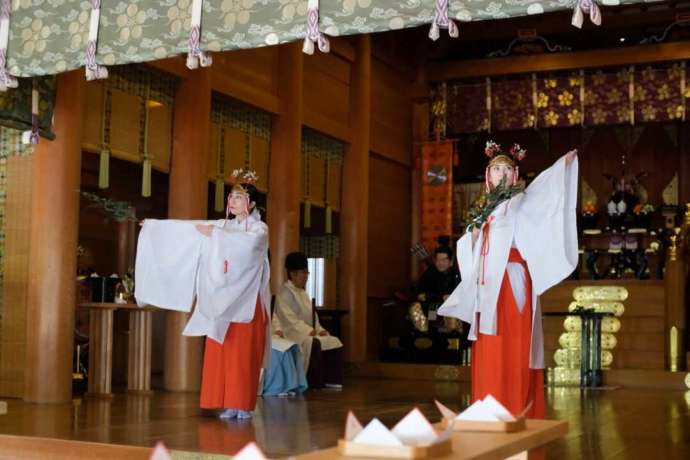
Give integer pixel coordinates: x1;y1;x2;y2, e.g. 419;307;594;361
471;248;545;419
200;299;266;410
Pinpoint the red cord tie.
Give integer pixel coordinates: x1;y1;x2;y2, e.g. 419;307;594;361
479;216;495;285
224;259;228;274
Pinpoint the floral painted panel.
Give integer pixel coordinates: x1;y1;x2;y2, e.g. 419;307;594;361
584;68;632;126
4;0;650;78
633;63;685;123
536;71;584;128
447;79;489;134
491;76;534;132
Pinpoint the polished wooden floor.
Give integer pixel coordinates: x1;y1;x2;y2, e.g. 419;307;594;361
0;378;689;459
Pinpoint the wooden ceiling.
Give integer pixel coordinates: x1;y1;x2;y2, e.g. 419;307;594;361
371;0;690;72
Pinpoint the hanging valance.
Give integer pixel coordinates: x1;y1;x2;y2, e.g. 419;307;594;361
300;235;340;259
302;128;343;233
81;65;176;194
2;1;647;79
0;76;54;142
444;61;689;135
208;93;271;210
106;65;176;107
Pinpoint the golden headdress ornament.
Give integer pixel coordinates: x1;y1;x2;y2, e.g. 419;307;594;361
229;168;258;195
484;141;526;190
484;141;527;167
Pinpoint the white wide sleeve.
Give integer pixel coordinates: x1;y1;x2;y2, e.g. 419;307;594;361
514;154;579;295
195;221;269;323
438;231;479;324
134;219;204;312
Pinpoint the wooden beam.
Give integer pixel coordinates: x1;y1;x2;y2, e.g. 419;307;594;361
149;56;281;114
148;57;190;78
212;71;280;115
330;37;355;62
303;108;351;143
428;41;690;80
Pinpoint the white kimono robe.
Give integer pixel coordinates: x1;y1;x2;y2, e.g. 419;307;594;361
134;209;272;365
273;280;343;370
439;154;578;369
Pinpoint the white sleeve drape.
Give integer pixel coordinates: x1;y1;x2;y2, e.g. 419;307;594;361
514;155;579;296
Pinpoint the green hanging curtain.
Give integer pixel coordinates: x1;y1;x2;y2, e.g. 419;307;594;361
98;86;112;189
139;75;152;198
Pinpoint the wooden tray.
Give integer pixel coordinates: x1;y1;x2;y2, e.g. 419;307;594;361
337;438;452;459
440;417;526;433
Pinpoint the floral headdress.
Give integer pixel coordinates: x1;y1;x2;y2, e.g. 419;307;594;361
484;141;527;166
484;141;526;190
229;168;258;195
226;168;258;225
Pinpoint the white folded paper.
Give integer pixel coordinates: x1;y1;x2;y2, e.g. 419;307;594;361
435;395;517;423
345;408;450;447
353;418;404;446
233;442;269;460
392;408;440;445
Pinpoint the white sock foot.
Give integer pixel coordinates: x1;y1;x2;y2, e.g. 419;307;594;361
219;409;238;419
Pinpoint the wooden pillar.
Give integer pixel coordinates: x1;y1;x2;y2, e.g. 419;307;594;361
664;206;689;372
24;71;85;403
115;221;128;276
679;127;690;206
411;66;429;281
128;306;153;393
340;35;371;362
164;69;211;392
87;305;116;397
268;43;303;293
115;214;136;276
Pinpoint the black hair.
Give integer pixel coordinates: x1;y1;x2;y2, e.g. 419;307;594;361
243;184;259;206
434;246;453;260
436;235;451;247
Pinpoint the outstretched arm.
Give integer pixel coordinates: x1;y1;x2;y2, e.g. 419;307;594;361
515;150;579;295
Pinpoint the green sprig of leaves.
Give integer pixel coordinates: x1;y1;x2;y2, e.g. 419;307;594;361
466;178;525;231
81;191;135;223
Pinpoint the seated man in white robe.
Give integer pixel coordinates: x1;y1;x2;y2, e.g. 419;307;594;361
260;314;308;397
273;252;344;389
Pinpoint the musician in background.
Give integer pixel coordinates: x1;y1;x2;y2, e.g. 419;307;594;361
273;252;344;389
416;246;460;303
409;245;466;343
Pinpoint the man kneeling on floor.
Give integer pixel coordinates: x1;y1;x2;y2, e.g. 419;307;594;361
273;252;344;389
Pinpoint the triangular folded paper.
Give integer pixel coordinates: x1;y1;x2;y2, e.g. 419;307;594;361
434;400;457;420
149;442;172;460
391;408;438;445
352;418;404;446
455;400;502;422
455;395;516;422
233;442;269;460
345;411;363;441
481;395;516;422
